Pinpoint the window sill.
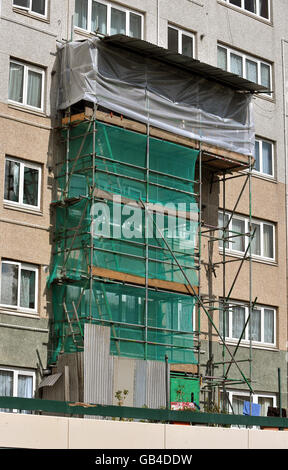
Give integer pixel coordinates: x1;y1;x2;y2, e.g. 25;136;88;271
74;27;97;39
3;203;42;216
219;339;278;352
217;1;272;27
8;102;46;119
219;249;277;266
0;308;39;319
13;7;49;24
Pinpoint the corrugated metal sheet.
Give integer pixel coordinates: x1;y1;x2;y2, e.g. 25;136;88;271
84;324;113;418
102;35;267;93
146;361;168;409
134;360;147;408
38;373;62;389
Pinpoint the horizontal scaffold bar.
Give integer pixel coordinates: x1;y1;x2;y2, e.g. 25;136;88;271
90;266;199;296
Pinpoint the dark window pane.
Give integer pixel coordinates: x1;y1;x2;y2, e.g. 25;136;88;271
246;59;257;83
244;0;256;13
5;160;20;202
31;0;46;15
182;34;193;58
9;62;24;103
259;0;269;18
262;141;273;175
92;1;107;34
218;46;227;70
230;0;241;6
263;224;273;258
231;53;243;77
130;13;142;38
251;223;261;256
20;269;36;309
0;371;13;413
231;218;245;252
13;0;29;7
23;166;39;206
74;0;88;29
254;140;260;171
261;63;271;90
1;263;19;307
111;8;126;35
168;27;178;53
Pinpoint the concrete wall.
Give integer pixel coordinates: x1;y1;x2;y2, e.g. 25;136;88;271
0;412;288;449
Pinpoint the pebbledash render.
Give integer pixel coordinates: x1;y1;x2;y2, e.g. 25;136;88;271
0;0;287;416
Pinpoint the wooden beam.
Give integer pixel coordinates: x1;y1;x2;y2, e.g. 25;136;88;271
90;266;198;296
170;364;198;374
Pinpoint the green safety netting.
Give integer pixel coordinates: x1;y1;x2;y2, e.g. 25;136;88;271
48;120;199;364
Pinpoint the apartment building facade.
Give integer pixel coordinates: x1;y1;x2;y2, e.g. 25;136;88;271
0;0;287;414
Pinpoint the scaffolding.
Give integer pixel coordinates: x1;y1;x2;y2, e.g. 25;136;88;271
48;100;256;412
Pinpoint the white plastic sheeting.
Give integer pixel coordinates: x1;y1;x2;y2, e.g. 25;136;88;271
57;38;255;156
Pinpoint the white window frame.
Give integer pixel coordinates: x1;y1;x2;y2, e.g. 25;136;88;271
221;0;271;21
0;367;35;413
9;59;45;112
0;260;39;313
74;0;144;39
219;212;276;262
217;45;272;96
4;156;42;211
13;0;48;19
254;137;274;178
223;389;276;423
168;25;195;58
220;301;276;347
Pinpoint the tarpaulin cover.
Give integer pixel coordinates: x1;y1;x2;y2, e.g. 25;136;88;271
57;37;254;156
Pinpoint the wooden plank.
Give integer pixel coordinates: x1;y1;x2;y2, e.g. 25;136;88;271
170;364;198;374
90;266;199;296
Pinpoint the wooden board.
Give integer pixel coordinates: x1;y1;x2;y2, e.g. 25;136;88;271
90;266;199;296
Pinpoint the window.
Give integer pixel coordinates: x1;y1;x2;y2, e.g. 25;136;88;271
217;45;272;95
222;0;270;20
8;60;45;111
4;157;41;210
221;390;276;424
168;26;195;58
0;261;38;312
74;0;143;38
13;0;47;17
254;137;274;177
0;368;35;413
220;302;276;346
218;212;275;261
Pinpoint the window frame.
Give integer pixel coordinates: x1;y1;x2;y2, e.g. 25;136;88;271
220;301;276;347
219;212;276;262
167;24;195;58
13;0;48;19
223;389;276;422
0;367;35;413
4;156;42;211
74;0;144;39
8;59;45;112
221;0;271;21
0;260;39;313
254;137;274;178
217;45;272;96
